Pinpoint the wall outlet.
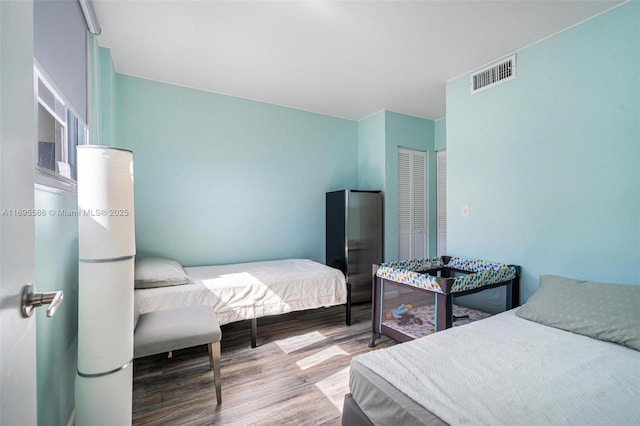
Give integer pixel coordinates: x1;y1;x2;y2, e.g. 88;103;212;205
461;204;470;218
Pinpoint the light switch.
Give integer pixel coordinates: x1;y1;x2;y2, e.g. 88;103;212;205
461;204;470;218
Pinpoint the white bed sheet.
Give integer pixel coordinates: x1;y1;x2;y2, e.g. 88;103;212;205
353;308;640;425
135;259;347;326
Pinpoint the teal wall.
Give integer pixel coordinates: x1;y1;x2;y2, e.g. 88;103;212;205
384;111;436;261
98;47;116;145
115;74;358;266
357;111;386;191
446;1;640;310
89;37;116;146
112;72;438;266
356;111;436;261
35;189;78;426
434;118;446;151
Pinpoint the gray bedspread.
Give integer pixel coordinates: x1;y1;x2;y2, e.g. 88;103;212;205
351;309;640;425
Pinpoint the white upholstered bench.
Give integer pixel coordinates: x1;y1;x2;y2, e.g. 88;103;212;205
133;304;222;404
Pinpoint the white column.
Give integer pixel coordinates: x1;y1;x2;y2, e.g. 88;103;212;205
76;146;135;425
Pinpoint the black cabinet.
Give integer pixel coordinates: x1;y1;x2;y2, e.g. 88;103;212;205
326;190;383;325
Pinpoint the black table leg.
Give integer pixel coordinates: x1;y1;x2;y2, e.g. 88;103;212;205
251;318;257;348
346;283;352;326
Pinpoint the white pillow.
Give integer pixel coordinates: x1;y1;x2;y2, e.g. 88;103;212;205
134;257;190;289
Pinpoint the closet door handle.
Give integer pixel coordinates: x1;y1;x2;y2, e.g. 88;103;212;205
21;283;64;318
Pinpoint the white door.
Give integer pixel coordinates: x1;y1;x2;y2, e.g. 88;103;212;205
0;1;38;424
398;148;427;260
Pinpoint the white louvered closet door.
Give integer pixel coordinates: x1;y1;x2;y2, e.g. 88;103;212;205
398;148;427;260
437;150;447;256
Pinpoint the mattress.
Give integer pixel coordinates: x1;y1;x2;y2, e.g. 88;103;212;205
350;361;446;426
351;309;640;425
135;259;347;326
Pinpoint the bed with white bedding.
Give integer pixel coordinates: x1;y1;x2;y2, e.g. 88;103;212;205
343;275;640;425
134;258;347;347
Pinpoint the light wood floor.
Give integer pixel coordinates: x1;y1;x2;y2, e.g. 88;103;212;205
132;303;397;425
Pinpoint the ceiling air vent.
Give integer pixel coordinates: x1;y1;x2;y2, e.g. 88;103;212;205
470;55;516;94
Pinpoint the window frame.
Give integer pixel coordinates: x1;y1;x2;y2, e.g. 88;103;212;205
34;62;88;193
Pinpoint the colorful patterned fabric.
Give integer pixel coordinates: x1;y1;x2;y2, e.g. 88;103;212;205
376;257;517;294
376;257;445;293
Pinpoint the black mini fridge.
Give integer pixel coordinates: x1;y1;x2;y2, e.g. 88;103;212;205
326;190;383;325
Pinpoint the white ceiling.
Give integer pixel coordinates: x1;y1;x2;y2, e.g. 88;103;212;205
94;0;623;121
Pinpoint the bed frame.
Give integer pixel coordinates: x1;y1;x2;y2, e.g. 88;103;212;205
370;256;520;346
135;259;348;349
341;393;374;426
346;274;640;426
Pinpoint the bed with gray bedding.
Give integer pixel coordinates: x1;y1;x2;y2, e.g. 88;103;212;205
343;275;640;425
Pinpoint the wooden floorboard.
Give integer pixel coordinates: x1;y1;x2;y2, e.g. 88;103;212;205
132;303;397;425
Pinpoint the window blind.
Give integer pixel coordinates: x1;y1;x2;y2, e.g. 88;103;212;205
398;148;427;260
34;0;88;122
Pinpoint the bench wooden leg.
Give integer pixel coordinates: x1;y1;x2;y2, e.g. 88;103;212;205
209;342;222;405
207;342;214;369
